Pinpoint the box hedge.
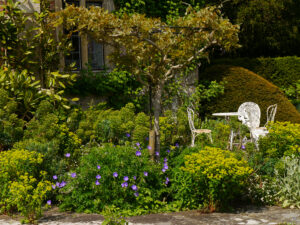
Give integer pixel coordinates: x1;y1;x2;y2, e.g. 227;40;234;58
201;65;300;124
211;57;300;89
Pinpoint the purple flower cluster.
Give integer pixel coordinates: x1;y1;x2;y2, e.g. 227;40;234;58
165;177;170;185
113;172;118;178
162;158;169;173
121;182;128;188
135;150;142;156
54;181;66;188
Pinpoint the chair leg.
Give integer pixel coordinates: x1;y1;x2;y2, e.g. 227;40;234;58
191;133;195;147
208;133;213;143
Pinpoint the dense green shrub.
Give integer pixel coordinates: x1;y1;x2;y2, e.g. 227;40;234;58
212;57;300;89
69;68;145;110
201;65;300;124
56;146;169;215
0;89;24;149
248;122;300;176
0;149;52;222
176;146;253;211
273;155;300;209
14;103;82;176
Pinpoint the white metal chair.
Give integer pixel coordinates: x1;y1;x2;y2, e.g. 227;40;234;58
252;103;277;140
187;107;213;147
237;102;263;148
264;104;277;127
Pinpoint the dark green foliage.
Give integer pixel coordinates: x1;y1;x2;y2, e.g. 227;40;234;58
69;68;146;110
212;57;300;89
114;0;205;20
57;146;167;215
0;89;25;149
201;65;300;124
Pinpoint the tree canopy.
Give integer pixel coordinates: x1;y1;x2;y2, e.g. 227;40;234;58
55;5;239;153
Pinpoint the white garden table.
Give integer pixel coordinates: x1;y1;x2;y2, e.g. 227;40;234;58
212;112;239;150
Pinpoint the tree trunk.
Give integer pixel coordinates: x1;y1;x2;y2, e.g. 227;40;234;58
153;82;163;158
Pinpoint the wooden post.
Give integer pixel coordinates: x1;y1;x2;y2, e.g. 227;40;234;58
148;130;155;160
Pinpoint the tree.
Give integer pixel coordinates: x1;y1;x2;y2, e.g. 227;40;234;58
56;5;239;153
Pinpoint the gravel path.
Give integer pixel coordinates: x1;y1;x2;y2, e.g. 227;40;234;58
0;206;299;225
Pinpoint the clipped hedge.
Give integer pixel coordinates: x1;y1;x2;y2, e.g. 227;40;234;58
211;57;300;89
201;65;300;124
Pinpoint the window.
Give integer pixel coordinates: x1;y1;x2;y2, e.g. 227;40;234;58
64;0;81;70
87;1;104;70
63;0;104;71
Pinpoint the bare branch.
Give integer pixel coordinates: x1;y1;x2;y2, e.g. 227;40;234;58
163;40;217;81
142;38;164;54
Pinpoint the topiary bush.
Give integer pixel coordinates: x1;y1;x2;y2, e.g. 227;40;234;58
211;57;300;89
201;65;300;124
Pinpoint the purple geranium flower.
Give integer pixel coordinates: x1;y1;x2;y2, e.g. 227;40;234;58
96;174;101;180
123;176;129;181
167;149;170;154
52;184;56;190
121;182;128;188
95;180;100;185
59;181;66;188
175;143;179;147
126;133;131;138
165;177;170;185
53;175;57;180
162;168;166;173
241;145;246;150
71;173;76;178
145;137;149;141
131;185;138;191
47;200;51;205
65;153;71;158
163;165;169;170
133;176;136;180
134;192;139;197
113;172;118;178
164;158;168;162
147;146;152;150
56;182;60;187
135;151;142;156
136;142;140;147
97;165;101;170
143;171;148;177
155;151;159;156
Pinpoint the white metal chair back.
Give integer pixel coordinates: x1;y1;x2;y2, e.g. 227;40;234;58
265;104;277;127
187;107;196;132
237;102;261;130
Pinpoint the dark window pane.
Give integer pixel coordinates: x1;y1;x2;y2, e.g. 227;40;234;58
87;1;104;70
65;32;81;70
88;39;104;70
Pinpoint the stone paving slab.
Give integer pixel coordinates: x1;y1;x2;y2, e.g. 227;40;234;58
0;206;299;225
